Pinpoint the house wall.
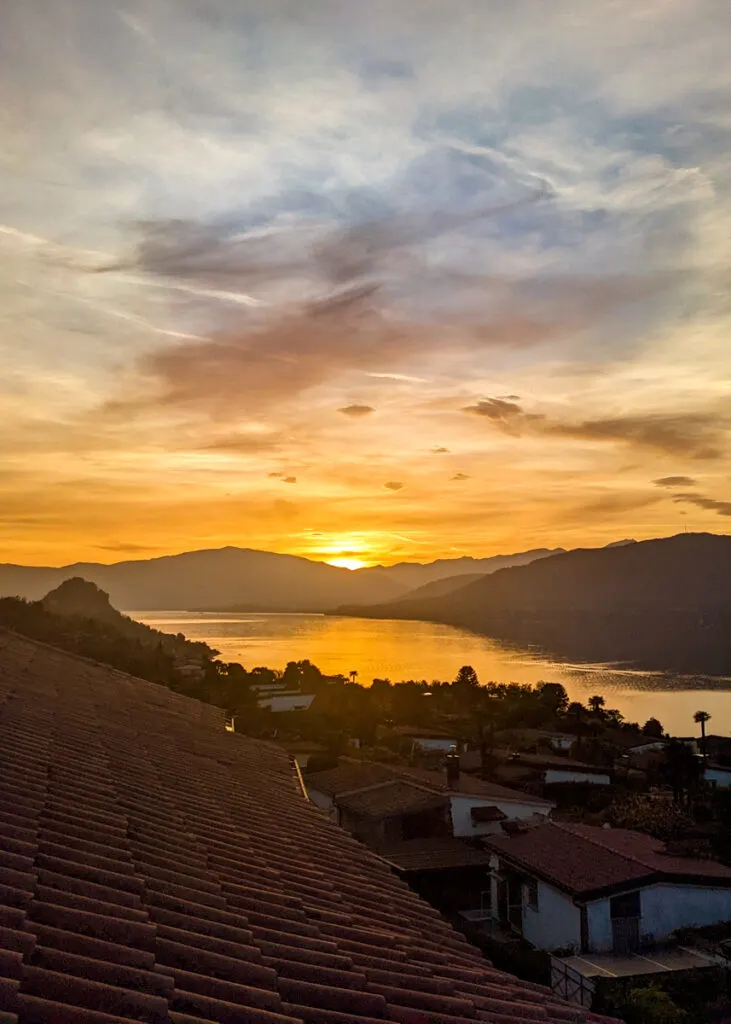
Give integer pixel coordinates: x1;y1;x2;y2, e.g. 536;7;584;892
705;767;731;788
411;737;459;752
544;768;610;785
307;787;335;813
258;693;315;712
585;884;731;951
450;795;551;837
549;735;574;753
522;880;581;952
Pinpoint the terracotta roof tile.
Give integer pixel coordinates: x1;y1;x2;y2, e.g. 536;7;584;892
487;821;731;896
379;836;494;872
0;630;618;1024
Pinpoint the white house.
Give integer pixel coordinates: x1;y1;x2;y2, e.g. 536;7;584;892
305;759;553;839
257;692;315;712
704;763;731;788
251;680;316;712
507;753;611;786
485;821;731;954
407;735;461;753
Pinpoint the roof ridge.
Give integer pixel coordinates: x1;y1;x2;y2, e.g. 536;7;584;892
340;777;444;799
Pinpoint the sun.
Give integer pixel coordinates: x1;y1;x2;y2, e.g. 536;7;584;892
326;556;368;571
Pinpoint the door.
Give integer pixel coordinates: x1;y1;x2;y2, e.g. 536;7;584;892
611;915;640;954
610;891;641;954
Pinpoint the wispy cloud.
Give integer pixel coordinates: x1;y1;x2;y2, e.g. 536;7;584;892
2;0;731;561
672;492;731;517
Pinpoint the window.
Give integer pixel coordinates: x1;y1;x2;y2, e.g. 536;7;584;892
525;879;539;910
610;890;641;920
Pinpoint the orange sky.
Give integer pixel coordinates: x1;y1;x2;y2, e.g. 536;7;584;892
2;1;730;568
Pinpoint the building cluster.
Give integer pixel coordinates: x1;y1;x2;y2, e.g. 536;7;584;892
2;629;731;1020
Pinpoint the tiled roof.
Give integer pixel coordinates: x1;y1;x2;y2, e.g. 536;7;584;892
307;760;552;807
498;753;606;772
337;781;449;819
305;762;397;797
0;629;619;1024
487;821;731;897
378;838;493;872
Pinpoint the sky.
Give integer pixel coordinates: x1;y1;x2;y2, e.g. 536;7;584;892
2;0;731;569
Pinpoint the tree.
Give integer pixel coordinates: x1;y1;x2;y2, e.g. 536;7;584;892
454;665;479;687
588;695;606;717
694;710;711;759
620;986;687;1024
535;681;569;719
642;717;664;738
662;740;702;806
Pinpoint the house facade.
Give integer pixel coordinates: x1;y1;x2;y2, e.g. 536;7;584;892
704;763;731;788
306;758;554;840
486;822;731;954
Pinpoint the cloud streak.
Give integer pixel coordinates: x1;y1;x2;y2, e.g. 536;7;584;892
1;0;731;562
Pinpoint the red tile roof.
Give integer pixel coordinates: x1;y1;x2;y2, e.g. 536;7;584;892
0;629;619;1023
378;838;493;872
337;781;448;819
487;821;731;897
307;760;552;807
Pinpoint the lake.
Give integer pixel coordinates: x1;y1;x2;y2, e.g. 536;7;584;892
133;610;731;737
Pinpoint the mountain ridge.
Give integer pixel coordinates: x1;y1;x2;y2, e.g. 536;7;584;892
335;533;731;674
0;544;565;612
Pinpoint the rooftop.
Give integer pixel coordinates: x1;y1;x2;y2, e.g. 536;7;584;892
378;837;493;873
0;629;620;1023
337;780;448;819
307;758;553;807
487;822;731;898
499;752;609;772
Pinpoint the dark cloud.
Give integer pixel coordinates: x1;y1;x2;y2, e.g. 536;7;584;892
672;492;731;516
268;472;283;478
464;397;524;420
338;404;375;418
654;475;697;487
384;481;404;490
547;414;725;460
432;446;450;453
466;397;727;459
282;476;297;484
463;396;544;435
452;473;470;481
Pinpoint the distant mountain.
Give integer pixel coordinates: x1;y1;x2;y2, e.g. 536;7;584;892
0;548;410;612
386;572;487;602
360;547;565;590
0;579;214;686
0;545;565;613
40;577;210;658
337;534;731;674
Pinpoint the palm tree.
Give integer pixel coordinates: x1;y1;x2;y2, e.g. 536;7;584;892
588;695;606;718
694;710;711;759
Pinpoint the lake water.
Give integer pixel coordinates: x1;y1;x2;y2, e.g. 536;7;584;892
132;610;731;737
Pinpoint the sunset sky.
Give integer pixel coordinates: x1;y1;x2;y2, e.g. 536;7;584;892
2;0;731;568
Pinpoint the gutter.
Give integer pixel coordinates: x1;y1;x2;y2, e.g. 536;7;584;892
290;756;310;802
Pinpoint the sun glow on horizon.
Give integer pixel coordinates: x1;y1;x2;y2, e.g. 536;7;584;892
325;556;369;571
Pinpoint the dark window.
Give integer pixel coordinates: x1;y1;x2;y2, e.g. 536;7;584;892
610;891;641;920
525;879;539;910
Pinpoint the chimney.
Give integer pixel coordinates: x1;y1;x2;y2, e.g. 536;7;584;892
445;752;460;790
